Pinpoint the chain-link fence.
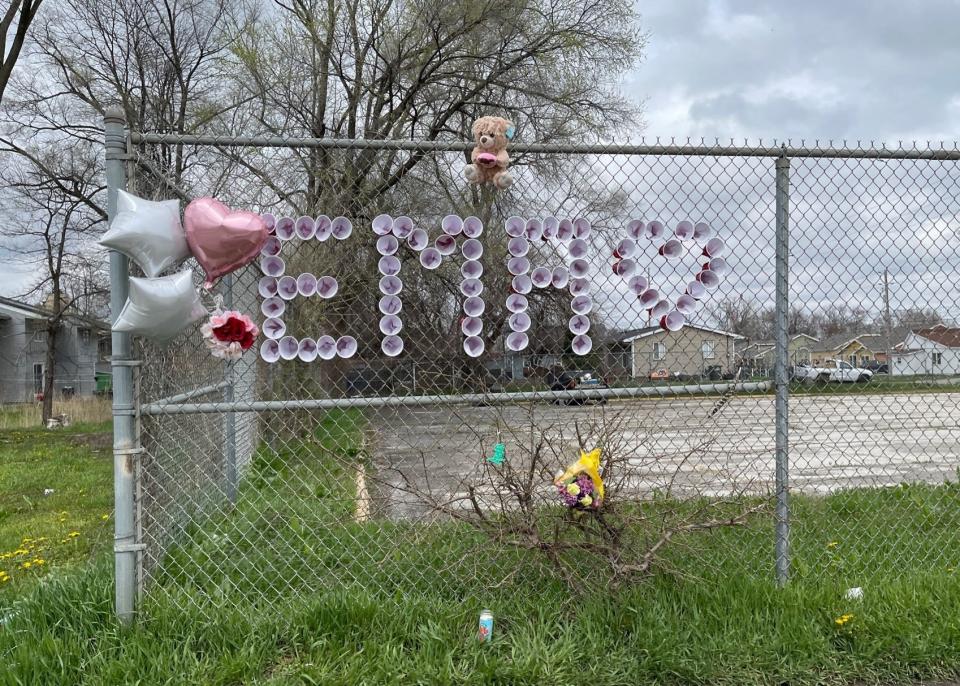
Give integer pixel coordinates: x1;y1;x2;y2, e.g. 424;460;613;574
106;120;960;619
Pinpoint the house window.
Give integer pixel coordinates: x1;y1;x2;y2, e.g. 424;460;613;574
33;363;43;394
653;342;666;361
79;328;90;345
932;352;942;366
701;340;715;359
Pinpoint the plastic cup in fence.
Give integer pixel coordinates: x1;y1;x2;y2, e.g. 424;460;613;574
659;239;683;260
336;336;358;358
461;317;483;336
573;217;591;238
274;216;295;240
569;238;589;259
372;213;393;235
543;216;559;238
317;335;337;360
261;297;285;318
569;314;591;335
650;299;671;318
524;218;543;241
506;294;528;313
378;255;401;276
462;238;483;260
628;219;645;239
317;276;339;299
674;220;695;242
260;255;284;277
379;275;402;295
260;339;279;362
506;331;528;351
379;315;403;336
531;267;552;288
436;234;457;256
615;238;636;259
460;278;483;297
379;295;402;315
511;274;533;294
408;229;428;251
463;216;483;238
278;336;298;360
676;294;698;315
463;336;485;357
331;216;352;239
557;218;574;242
463;296;485;317
571;334;592;355
442;214;463;235
392;216;413;238
295;216;316;240
315;215;332;241
296;273;318;297
298;338;318;362
697;270;721;290
552;267;569;289
258;277;278;298
505;216;525;237
277;276;298;300
261;236;281;256
628;275;648;295
613;259;636;277
639;289;660;309
569;278;590;296
508;236;529;257
507;257;530;276
381;335;404;357
377;235;399;256
703;237;726;258
420;248;442;269
263;317;285;339
660;310;685;332
694;221;712;241
462;260;483;279
509;312;531;332
571;295;593;315
570;259;590;278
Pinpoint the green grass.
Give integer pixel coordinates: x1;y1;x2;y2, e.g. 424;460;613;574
3;412;960;684
0;421;114;604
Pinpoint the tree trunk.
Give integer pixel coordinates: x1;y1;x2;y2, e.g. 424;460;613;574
41;319;56;424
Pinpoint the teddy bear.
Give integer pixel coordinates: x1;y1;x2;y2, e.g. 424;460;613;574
464;115;514;189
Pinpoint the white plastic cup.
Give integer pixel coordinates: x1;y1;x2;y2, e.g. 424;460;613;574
331;216;352;240
687;281;707;300
697;269;721;290
462;316;483;336
277;275;298;300
569;314;591;335
676;294;698;315
505;216;525;237
378;255;401;276
552;267;569;289
462;260;483;279
509;312;531;332
557;218;574;242
462;238;483;260
377;235;399;256
463;336;485;358
524;218;543;241
506;294;528;313
506;331;529;352
638;289;660;309
674;220;694;242
659;239;683;260
379;295;402;315
278;335;299;360
569;259;590;278
380;315;403;336
569;278;590;296
463;216;483;238
694;222;712;241
569;238;589;259
709;257;730;276
628;219;646;239
571;334;592;355
645;220;665;239
702;237;726;258
274;217;295;240
460;278;484;297
295;216;316;240
379;275;402;295
260;255;285;277
531;267;552;288
382;335;404;357
543;216;559;239
392;216;413;238
258;276;278;298
317;276;339;299
317;335;337;360
261;236;282;256
336;336;358;358
660;311;685;332
261;297;285;318
315;215;333;241
407;228;429;251
650;299;671;318
507;236;529;257
420;247;442;269
442;214;464;236
372;213;394;236
261;213;276;233
573;217;591;239
436;234;457;256
614;239;636;259
512;274;532;294
260;339;280;363
571;295;593;315
296;273;318;297
262;317;286;340
628;275;648;295
463;296;485;317
507;256;530;275
298;338;319;362
612;259;636;277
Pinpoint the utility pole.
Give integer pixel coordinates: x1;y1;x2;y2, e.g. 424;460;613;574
883;269;893;373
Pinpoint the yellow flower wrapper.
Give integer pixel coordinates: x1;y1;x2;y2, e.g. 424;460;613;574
553;448;604;503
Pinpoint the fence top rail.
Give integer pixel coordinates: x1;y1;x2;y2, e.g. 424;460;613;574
129;131;960;160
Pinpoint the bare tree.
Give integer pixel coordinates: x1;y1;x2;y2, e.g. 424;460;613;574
1;153;102;422
0;0;42;103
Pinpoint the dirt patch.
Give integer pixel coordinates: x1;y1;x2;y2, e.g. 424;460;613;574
70;432;112;453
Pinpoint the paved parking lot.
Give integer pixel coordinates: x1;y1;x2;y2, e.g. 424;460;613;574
367;392;960;518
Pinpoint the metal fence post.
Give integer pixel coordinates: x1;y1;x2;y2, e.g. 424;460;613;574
105;106;138;622
223;273;237;503
774;149;791;586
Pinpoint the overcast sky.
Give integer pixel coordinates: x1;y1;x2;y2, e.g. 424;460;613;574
2;1;958;310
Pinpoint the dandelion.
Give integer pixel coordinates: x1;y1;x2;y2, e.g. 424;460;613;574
101;514;110;521
33;558;45;566
21;561;31;570
834;613;854;627
67;531;80;538
826;541;839;549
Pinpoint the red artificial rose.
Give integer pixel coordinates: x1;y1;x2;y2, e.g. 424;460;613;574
214;316;246;342
239;330;255;350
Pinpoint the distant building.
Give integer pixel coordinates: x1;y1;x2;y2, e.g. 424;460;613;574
616;324;744;379
891;325;960;376
737;333;819;370
810;328;911;366
0;296;111;403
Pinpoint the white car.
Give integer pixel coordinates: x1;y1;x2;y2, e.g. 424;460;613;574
793;359;874;384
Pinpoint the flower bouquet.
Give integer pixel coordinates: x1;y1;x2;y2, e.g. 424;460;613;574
201;310;258;360
554;448;604;510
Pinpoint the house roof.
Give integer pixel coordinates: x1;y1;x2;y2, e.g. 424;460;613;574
913;325;960;348
618;324;745;343
0;295;109;331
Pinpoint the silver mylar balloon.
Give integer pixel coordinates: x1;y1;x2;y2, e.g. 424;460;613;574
112;269;206;344
99;190;190;278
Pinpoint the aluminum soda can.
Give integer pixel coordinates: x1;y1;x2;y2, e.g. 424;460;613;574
478;609;493;642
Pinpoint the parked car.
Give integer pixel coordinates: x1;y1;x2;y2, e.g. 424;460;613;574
545;368;608;405
864;361;889;374
792;359;873;384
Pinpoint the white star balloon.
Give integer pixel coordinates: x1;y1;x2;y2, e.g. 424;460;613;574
99;190;189;277
112;269;207;344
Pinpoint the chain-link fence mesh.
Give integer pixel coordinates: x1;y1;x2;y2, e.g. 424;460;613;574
123;135;960;614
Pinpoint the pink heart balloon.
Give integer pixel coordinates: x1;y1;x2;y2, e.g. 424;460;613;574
184;197;268;288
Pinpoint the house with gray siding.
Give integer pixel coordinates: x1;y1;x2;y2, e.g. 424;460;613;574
0;296;111;403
